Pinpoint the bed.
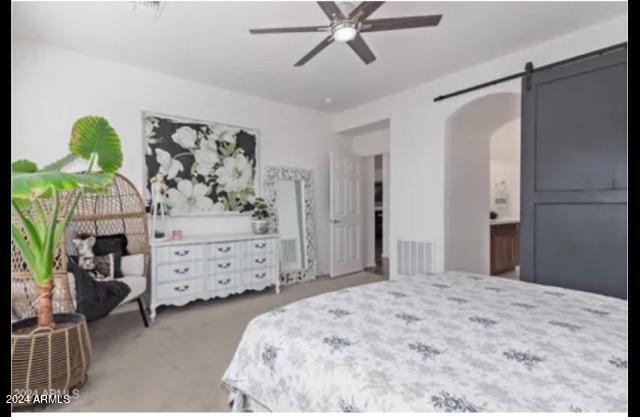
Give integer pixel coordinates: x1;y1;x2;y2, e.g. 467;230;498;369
222;272;627;412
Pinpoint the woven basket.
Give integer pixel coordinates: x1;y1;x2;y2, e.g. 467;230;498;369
11;313;91;406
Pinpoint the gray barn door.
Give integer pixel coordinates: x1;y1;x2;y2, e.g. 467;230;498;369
520;48;627;299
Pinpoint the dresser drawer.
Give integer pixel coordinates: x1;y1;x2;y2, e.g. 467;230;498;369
156;244;203;264
157;261;203;283
250;238;276;254
208;242;237;258
244;267;278;287
207;257;242;274
157;278;204;300
247;252;277;269
209;272;239;290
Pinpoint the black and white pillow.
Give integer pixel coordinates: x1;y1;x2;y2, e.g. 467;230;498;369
71;236;123;280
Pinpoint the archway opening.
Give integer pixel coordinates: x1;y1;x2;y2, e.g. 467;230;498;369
444;92;520;275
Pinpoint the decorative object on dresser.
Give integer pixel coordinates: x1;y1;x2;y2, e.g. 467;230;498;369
149;233;280;321
251;197;271;234
149;173;169;240
264;166;317;284
143;112;260;216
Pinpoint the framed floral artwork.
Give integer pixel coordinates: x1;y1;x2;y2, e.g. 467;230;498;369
143;112;259;216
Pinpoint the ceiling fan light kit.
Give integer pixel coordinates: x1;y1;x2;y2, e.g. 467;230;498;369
249;1;442;66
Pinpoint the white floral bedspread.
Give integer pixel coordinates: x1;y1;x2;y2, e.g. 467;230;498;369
222;272;627;412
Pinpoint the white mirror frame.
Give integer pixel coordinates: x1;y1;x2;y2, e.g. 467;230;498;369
264;166;317;285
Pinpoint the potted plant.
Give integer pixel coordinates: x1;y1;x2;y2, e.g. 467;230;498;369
11;116;123;400
251;197;270;234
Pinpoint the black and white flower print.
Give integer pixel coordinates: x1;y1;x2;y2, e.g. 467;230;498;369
511;302;537;310
609;356;627;369
223;272;628;412
549;321;583;332
328;309;351;319
338;397;362;412
503;348;544;370
144;113;258;215
431;391;480;412
409;342;442;361
582;307;609;316
387;291;408;299
323;336;352;352
468;316;499;328
261;344;278;371
395;313;421;324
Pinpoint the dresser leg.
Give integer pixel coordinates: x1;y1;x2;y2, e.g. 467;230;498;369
150;307;157;322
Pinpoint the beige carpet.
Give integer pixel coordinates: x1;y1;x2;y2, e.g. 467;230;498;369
39;271;385;412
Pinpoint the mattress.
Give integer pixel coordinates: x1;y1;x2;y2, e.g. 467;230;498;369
222;272;627;412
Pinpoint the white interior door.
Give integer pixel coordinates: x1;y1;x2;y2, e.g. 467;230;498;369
330;151;363;277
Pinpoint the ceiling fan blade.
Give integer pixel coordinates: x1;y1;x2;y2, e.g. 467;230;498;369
317;1;345;21
349;1;385;21
250;26;330;34
347;34;376;65
294;35;335;67
360;15;442;32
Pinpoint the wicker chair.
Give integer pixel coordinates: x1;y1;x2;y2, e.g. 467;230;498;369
11;174;150;326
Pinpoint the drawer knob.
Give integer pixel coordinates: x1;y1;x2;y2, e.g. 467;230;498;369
218;278;231;285
255;243;267;249
174;250;190;256
218;262;232;269
173;267;190;274
173;284;189;292
255;258;266;264
254;272;267;279
218;247;231;253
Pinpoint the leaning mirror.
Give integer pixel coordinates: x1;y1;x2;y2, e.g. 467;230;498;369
264;166;317;285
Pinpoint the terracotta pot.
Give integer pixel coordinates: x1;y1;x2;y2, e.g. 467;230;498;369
11;313;91;407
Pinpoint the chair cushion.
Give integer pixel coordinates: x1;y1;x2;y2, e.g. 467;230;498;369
117;276;147;305
67;273;147;308
121;254;145;276
73;267;131;321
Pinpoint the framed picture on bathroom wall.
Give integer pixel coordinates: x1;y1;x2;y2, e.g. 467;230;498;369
142;112;260;216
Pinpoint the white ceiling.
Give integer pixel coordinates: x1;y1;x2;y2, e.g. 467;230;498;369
12;1;627;112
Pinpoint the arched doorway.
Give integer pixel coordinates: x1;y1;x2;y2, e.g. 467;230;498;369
444;92;520;275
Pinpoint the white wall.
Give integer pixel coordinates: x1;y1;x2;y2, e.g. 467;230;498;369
490;119;521;218
331;16;627;275
382;153;390;258
11;38;340;275
444;93;520;274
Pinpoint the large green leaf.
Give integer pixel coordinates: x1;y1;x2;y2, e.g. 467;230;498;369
11;171;114;200
69;116;123;173
12;159;38;173
41;153;78;171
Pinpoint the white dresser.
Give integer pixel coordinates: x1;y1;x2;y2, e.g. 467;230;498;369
149;233;280;321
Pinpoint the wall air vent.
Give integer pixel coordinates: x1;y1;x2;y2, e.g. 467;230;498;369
397;240;435;276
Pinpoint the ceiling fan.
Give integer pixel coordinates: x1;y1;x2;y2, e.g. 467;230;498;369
249;1;442;67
